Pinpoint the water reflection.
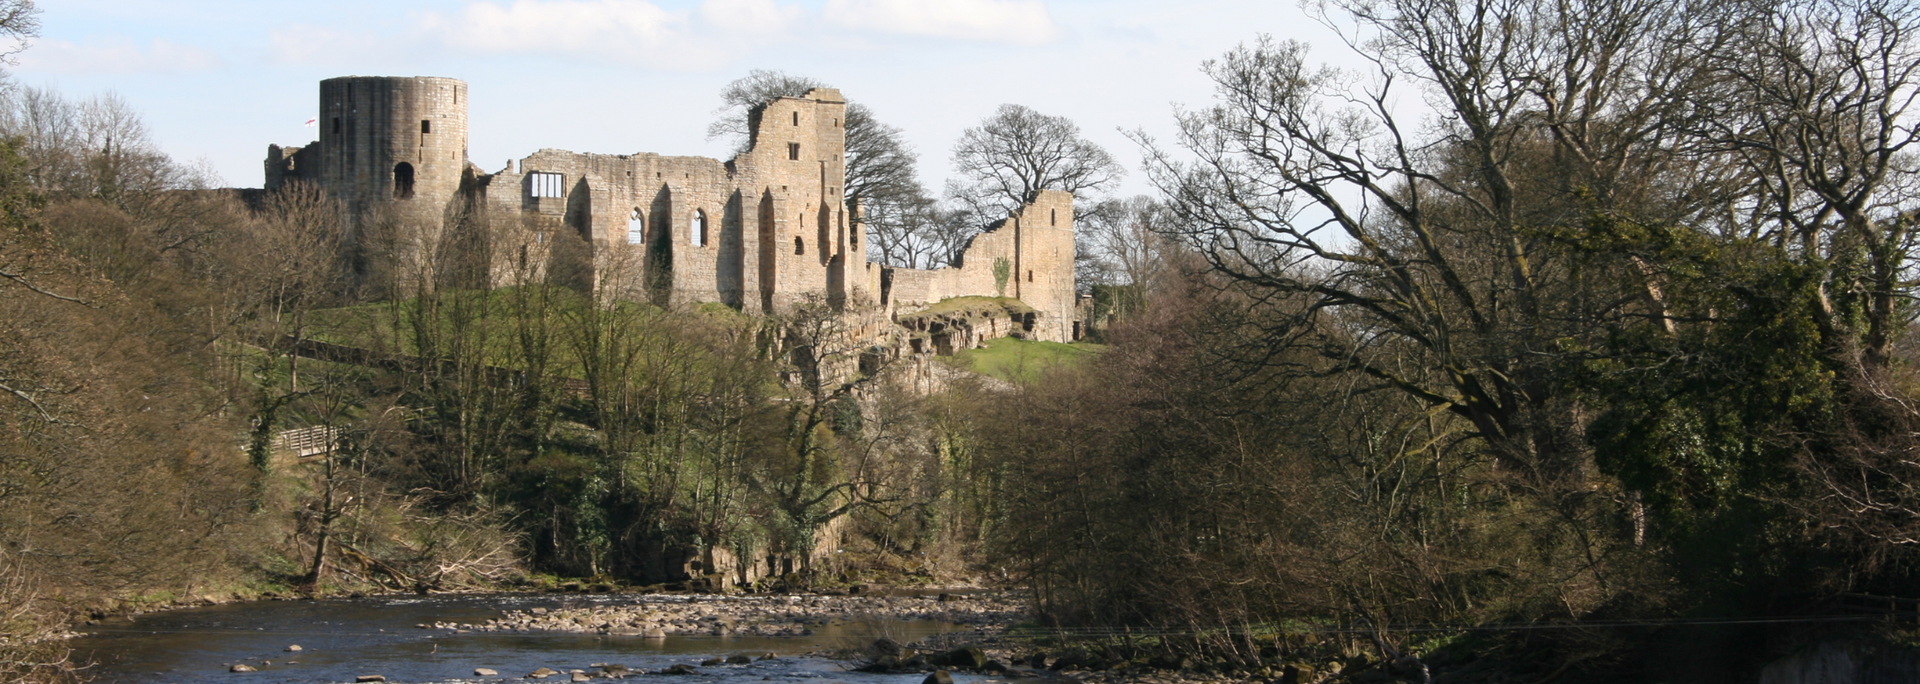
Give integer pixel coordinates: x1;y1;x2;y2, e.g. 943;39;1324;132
72;593;990;684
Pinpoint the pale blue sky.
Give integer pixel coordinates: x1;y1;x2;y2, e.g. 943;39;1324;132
13;0;1344;196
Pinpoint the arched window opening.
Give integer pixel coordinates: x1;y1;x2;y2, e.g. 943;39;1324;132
795;236;805;255
392;162;415;199
627;208;644;244
692;209;709;246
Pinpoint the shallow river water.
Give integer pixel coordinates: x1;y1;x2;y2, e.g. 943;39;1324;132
71;593;994;684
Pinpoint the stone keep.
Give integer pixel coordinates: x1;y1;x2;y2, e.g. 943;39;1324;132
265;76;1081;343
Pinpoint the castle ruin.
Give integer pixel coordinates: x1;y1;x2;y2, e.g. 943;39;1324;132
265;76;1079;344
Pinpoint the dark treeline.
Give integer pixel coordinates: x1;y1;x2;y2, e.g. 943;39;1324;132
979;0;1920;679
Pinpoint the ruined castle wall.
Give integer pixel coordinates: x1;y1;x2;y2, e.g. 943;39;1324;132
878;190;1077;342
443;89;863;314
276;76;1078;329
1009;191;1077;343
725;90;862;313
264;143;322;191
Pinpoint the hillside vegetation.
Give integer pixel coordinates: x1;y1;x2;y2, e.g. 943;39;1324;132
944;337;1104;385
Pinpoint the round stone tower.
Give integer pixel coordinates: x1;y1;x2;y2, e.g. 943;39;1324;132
317;76;469;218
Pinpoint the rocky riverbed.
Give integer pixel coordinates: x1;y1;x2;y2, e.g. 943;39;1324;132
449;592;1028;639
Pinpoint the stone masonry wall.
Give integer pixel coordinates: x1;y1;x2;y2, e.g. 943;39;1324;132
316;76;468;226
882;190;1076;342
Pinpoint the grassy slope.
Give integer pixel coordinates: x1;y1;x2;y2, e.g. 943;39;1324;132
944;336;1106;385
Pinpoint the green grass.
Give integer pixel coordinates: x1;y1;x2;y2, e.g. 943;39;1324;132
944;336;1105;384
897;296;1035;324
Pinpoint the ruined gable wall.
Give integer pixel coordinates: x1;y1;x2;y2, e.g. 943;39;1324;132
726;89;862;312
1010;190;1076;343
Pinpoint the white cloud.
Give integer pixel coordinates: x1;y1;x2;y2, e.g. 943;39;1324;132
699;0;803;36
269;25;395;66
822;0;1057;45
417;0;723;67
17;37;222;75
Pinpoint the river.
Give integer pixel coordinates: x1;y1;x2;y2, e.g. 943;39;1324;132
70;593;997;684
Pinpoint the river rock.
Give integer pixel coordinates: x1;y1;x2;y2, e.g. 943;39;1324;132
643;628;667;638
726;654;752;664
474;667;498;676
355;677;386;683
285;645;302;652
701;657;723;666
857;656;902;673
662;664;699;675
229;664;256;673
1279;664;1310;684
942;647;987;669
571;673;590;682
924;670;954;684
757;653;778;661
872;638;906;657
529;667;558;678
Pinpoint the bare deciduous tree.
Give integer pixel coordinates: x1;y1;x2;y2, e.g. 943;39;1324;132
948;104;1123;217
1693;0;1920;367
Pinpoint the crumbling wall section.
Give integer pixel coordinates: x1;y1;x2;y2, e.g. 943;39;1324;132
881;190;1077;343
263;143;322;191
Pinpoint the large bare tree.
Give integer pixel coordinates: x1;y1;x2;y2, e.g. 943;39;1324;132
948;104;1123;217
1692;0;1920;367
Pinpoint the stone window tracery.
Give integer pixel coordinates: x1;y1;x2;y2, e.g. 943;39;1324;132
692;210;708;246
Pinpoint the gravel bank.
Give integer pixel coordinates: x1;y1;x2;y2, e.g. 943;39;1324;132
457;592;1028;638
